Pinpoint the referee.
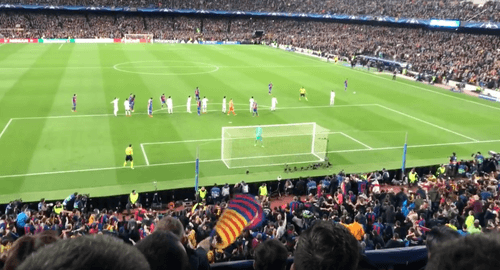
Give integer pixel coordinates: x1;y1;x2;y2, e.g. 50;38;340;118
124;144;134;169
299;86;308;101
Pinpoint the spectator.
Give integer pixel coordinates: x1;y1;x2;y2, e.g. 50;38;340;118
426;234;500;270
17;235;150;270
254;239;288;270
4;231;58;270
135;231;190;270
293;221;360;270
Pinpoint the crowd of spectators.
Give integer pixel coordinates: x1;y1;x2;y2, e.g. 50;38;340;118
2;11;500;86
0;151;498;269
1;0;500;22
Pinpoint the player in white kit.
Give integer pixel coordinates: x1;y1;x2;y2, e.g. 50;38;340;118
111;97;119;116
124;98;131;116
330;90;335;106
271;96;278;111
249;96;254;112
201;96;208;114
222;96;226;113
167;96;173;114
187;96;192;113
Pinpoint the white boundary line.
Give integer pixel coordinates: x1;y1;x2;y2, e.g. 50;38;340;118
1;138;500;179
339;132;373;149
58;44;64;50
0;119;13;140
376;104;478;142
140;144;150;166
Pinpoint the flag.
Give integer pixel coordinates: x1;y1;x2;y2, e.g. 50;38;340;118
212;194;264;249
402;141;407;173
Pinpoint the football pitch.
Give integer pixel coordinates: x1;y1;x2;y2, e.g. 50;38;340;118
1;43;500;203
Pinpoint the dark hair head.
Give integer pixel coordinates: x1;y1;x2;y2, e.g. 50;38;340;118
156;216;184;238
426;226;461;257
4;231;58;270
426;234;500;270
254;239;288;270
135;231;189;270
17;235;149;270
294;221;360;270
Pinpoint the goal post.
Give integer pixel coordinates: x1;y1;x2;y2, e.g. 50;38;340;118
124;34;153;43
221;123;330;169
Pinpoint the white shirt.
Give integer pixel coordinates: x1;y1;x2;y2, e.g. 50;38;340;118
331;91;335;99
167;98;172;107
202;98;208;106
124;100;130;110
187;97;191;105
111;98;119;108
272;97;278;106
222;98;226;106
249;98;254;106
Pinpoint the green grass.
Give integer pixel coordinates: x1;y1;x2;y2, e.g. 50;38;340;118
0;43;500;203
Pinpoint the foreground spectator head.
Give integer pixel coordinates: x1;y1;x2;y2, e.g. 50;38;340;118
293;221;359;270
254;239;288;270
426;225;461;258
156;216;185;239
426;233;500;270
17;235;150;270
4;230;58;270
135;231;190;270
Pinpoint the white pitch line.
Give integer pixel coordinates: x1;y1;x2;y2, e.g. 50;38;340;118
339;132;373;149
1;138;500;179
376;104;478;142
58;44;64;50
0;119;13;140
140;144;150;166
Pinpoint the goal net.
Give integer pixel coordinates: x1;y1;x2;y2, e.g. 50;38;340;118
221;123;329;169
124;34;153;43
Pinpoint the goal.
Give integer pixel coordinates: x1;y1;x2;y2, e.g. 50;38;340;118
124;34;153;43
221;123;329;169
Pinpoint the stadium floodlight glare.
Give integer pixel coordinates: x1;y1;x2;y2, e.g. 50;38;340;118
221;123;329;169
124;34;154;43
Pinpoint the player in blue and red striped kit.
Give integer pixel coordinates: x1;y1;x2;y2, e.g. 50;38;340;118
160;94;166;108
197;99;201;116
268;82;273;95
129;94;136;112
195;87;200;101
72;94;77;112
344;79;348;91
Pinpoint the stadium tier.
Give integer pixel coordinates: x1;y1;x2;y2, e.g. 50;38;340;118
0;0;500;21
0;6;500;270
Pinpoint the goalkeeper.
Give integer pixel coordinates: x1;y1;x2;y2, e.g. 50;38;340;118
255;126;264;147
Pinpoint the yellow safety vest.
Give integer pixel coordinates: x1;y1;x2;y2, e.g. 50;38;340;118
436;166;445;175
259;186;268;196
54;205;63;215
409;172;417;183
130;193;138;204
199;189;207;199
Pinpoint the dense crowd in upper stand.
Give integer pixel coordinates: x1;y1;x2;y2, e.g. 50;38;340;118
1;0;500;22
2;12;500;86
0;152;499;269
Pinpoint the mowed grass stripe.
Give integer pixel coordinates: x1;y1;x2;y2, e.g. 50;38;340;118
0;44;75;194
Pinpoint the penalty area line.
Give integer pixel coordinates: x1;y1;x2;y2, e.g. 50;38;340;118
0;119;13;140
140;144;150;166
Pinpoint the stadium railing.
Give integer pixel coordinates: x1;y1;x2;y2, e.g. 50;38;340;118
212;246;427;270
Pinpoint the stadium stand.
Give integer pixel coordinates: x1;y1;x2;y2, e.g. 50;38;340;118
1;3;500;269
0;0;500;21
